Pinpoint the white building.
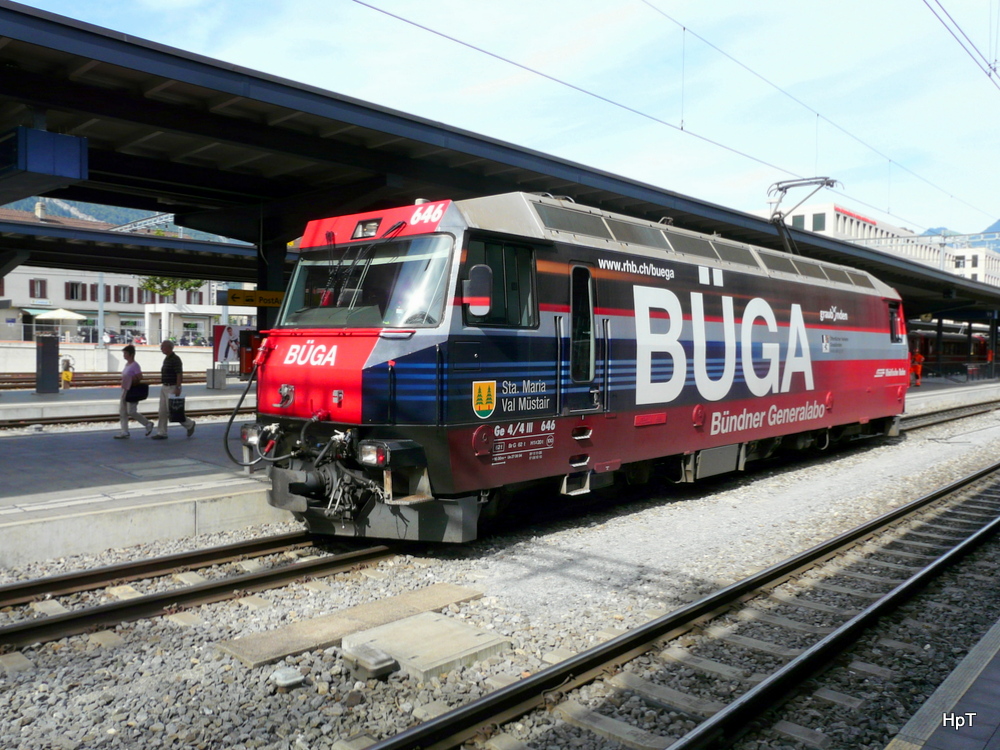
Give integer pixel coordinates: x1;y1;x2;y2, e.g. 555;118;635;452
756;202;1000;287
0;204;255;343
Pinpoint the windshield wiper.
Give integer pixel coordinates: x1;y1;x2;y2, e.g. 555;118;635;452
320;221;408;306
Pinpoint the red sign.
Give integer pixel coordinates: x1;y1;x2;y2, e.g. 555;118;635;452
834;206;877;226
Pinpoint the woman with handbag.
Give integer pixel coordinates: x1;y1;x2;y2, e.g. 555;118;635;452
115;344;153;439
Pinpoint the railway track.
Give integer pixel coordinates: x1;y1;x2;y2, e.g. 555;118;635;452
0;534;402;648
899;401;1000;430
363;463;1000;750
0;405;255;429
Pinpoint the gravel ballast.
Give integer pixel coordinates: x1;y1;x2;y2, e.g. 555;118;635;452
3;411;1000;749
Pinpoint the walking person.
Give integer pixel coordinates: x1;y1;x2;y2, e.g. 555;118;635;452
151;340;196;439
115;344;153;439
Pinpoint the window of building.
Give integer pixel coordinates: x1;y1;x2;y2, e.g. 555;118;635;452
0;277;4;296
89;284;112;302
137;288;155;304
972;255;979;268
955;256;966;269
812;213;826;232
791;215;805;229
113;285;135;304
29;279;47;299
65;281;87;301
186;290;204;305
972;273;979;281
463;239;537;328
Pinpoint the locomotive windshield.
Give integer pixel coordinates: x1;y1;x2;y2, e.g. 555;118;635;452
278;235;452;328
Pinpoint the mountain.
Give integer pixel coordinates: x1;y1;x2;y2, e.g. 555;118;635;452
923;222;1000;240
3;197;154;226
2;197;236;242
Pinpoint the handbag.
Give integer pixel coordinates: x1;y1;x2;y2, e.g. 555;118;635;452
168;395;186;423
125;382;149;403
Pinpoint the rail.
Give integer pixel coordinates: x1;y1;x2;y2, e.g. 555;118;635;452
363;462;1000;750
0;372;209;390
0;542;402;647
0;530;314;607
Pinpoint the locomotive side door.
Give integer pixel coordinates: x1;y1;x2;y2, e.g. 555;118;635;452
562;264;603;413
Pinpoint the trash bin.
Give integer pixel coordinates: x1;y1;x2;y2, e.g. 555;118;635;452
36;335;60;393
205;367;227;389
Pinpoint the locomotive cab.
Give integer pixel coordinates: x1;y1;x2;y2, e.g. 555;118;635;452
245;202;485;542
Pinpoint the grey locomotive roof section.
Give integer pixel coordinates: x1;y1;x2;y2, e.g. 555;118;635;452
455;193;897;299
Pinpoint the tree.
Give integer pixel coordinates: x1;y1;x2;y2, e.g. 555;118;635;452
138;276;206;296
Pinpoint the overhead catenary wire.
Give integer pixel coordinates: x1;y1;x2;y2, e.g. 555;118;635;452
923;0;999;82
640;0;995;224
352;0;995;230
993;0;1000;73
350;0;797;180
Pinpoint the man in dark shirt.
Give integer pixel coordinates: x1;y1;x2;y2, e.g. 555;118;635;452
151;340;196;439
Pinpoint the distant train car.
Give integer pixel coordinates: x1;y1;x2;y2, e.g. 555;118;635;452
908;328;989;372
236;193;910;542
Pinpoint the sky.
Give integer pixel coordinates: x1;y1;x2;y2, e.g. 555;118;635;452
13;0;1000;235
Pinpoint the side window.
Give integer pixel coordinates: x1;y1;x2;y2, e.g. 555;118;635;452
464;239;537;327
570;266;595;382
888;302;903;344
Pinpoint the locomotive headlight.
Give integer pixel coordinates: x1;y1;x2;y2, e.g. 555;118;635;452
358;440;389;467
352;218;381;239
241;423;264;447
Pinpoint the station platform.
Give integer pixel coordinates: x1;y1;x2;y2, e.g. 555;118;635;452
0;381;286;568
900;374;1000;417
887;619;1000;749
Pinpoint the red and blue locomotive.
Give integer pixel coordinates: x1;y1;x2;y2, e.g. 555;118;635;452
238;193;910;542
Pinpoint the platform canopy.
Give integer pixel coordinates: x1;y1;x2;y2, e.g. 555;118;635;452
0;1;999;321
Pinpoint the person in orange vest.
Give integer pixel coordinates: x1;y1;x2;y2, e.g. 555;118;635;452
911;349;925;386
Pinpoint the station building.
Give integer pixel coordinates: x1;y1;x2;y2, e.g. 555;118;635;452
758;203;1000;287
0;203;253;345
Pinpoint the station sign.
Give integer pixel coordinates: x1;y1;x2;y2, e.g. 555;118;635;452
224;289;285;307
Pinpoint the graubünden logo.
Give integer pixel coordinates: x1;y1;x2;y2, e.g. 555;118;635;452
819;306;848;323
473;381;496;419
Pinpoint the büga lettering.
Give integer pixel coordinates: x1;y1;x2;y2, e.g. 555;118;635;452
283;343;338;366
634;285;814;404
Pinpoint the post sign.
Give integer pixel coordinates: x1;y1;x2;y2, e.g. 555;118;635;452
226;289;285;307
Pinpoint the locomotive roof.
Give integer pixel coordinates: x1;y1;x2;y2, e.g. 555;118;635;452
454;193;899;300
